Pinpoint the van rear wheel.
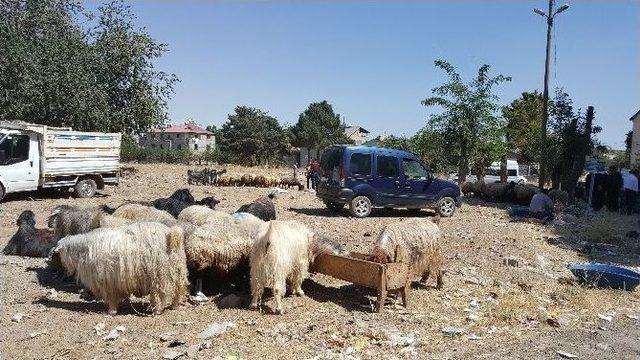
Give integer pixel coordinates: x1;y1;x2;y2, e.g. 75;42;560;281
349;196;372;218
75;178;97;198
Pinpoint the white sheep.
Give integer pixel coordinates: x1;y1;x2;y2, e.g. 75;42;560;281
249;220;317;315
368;217;444;289
178;205;234;227
112;203;177;226
53;222;188;315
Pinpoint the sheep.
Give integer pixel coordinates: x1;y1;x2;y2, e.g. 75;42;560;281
249;220;319;314
153;192;220;218
549;189;569;205
512;183;540;205
178;205;234;227
480;182;510;202
53;222;188;315
112;203;177;226
236;193;276;221
3;210;57;257
48;205;112;239
368;217;443;289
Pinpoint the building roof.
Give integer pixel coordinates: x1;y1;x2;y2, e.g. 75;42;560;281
630;110;640;121
345;125;370;137
151;121;213;135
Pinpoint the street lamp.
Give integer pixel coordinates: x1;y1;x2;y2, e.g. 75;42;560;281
534;0;569;189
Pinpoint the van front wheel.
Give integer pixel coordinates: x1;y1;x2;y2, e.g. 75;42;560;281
436;196;456;217
349;196;372;218
75;178;97;198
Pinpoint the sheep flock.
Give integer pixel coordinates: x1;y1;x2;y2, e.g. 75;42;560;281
3;186;446;316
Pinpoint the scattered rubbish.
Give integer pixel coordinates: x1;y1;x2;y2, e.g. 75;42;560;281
161;350;185;360
196;322;236;339
597;314;613;322
159;333;175;342
190;292;209;303
46;288;58;299
467;314;480;323
94;322;107;335
557;350;578;359
379;327;416;348
103;326;126;341
441;327;465;337
596;343;609;351
168;339;186;348
468;334;482;340
11;313;25;323
29;331;46;338
626;314;639;320
503;256;521;268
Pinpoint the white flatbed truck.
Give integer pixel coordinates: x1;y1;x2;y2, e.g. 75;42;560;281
0;121;121;202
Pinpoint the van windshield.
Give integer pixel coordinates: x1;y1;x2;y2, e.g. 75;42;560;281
320;147;343;180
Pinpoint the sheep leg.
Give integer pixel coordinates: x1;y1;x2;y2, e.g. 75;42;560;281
273;286;284;315
106;298;119;316
420;270;431;284
249;276;263;310
291;268;305;297
435;270;444;290
194;278;203;296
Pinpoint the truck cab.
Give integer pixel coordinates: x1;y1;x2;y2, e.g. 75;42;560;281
316;145;461;218
0;122;121;202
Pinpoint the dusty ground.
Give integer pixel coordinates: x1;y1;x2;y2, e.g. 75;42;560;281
2;163;640;360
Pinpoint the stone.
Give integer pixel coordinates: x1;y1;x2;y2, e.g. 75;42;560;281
196;322;236;339
441;327;465;337
161;350;185;360
596;343;609;351
557;350;578;359
11;313;25;323
503;256;521;267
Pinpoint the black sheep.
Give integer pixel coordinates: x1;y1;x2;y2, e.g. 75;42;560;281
236;193;276;221
153;192;220;218
3;210;57;257
171;189;195;204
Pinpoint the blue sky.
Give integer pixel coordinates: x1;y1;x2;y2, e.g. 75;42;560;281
92;1;639;149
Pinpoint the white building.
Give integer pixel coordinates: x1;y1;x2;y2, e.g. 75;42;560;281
139;120;215;153
344;125;370;145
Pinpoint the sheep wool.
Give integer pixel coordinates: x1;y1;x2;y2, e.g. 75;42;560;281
184;222;252;274
112;203;177;226
369;217;443;289
55;222;188;315
178;205;234;227
48;205;107;239
249;220;315;314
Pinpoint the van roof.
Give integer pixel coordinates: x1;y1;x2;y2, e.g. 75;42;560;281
329;145;419;159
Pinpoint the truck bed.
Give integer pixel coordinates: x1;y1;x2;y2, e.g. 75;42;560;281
41;130;121;176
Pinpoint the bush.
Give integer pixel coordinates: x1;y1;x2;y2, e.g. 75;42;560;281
120;136;195;164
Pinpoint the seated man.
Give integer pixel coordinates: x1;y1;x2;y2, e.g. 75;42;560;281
529;190;555;220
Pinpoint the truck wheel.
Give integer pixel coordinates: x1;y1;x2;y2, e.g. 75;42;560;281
75;178;97;198
436;196;456;217
349;196;372;218
324;201;344;213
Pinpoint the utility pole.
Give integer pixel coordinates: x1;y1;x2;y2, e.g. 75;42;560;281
534;0;569;189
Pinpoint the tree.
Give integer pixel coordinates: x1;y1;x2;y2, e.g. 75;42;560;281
502;91;544;163
0;0;177;134
290;100;352;158
422;60;511;185
625;130;633;166
218;106;289;166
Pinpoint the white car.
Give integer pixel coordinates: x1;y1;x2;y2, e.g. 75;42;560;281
449;160;527;184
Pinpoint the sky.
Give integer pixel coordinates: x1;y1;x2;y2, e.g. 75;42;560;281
88;1;639;149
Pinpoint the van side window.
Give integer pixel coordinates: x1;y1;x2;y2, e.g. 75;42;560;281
0;135;30;165
507;169;517;176
349;153;371;176
377;155;398;177
402;158;428;179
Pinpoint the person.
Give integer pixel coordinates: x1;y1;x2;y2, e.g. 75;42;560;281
528;189;555;220
621;170;639;215
310;158;321;190
606;166;623;212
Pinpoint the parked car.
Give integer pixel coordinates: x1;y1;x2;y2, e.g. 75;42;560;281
0;121;121;201
316;145;461;218
449;160;527;184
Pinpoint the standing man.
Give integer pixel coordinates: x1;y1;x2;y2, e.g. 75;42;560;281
310;158;321;190
606;166;623;212
622;170;639;215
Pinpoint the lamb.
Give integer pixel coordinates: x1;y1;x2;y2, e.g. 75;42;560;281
236;193;276;221
53;222;188;315
48;205;112;239
112;203;177;226
368;217;443;289
3;210;57;257
249;220;321;314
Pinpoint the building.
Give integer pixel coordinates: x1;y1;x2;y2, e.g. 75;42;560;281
139;120;215;153
630;110;640;168
344;125;370;145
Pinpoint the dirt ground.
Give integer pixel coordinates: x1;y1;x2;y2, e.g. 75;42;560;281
2;163;640;360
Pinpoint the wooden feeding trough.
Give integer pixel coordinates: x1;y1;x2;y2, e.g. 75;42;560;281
311;252;412;312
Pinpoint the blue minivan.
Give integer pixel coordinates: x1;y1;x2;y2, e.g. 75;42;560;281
316;145;461;218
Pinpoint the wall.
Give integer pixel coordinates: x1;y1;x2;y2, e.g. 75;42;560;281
139;133;215;153
632;116;640;168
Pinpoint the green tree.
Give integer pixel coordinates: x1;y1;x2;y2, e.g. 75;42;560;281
422;60;511;184
290;100;352;157
502;91;544;163
0;0;176;134
218;106;289;166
